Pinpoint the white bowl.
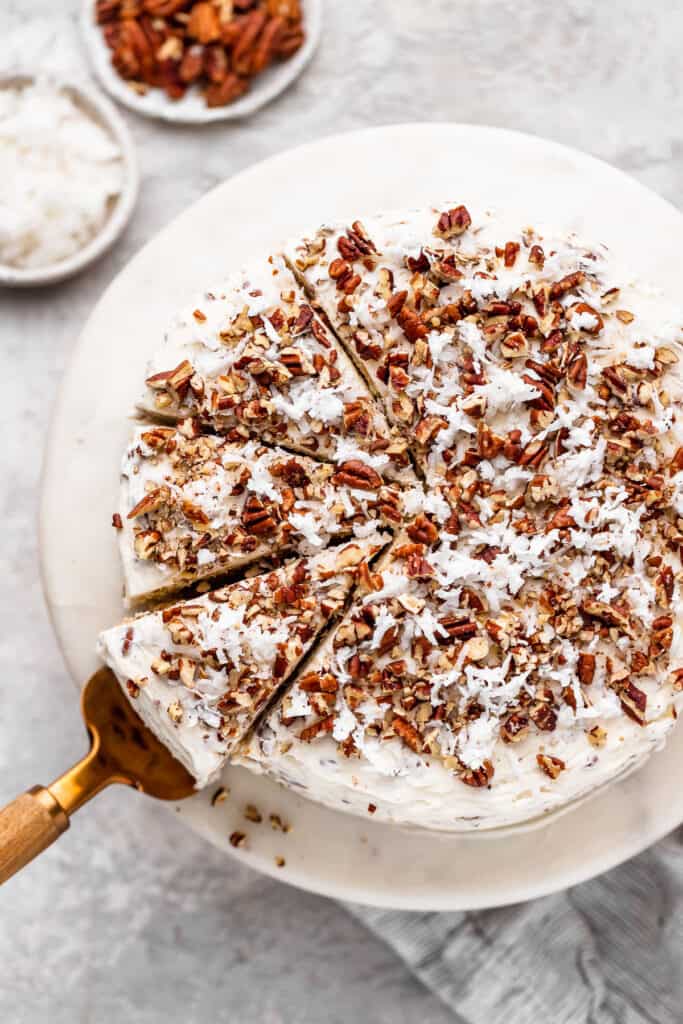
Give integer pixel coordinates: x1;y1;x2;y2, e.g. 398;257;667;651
80;0;322;125
0;75;139;288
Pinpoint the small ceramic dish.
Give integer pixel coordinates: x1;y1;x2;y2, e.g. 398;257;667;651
0;75;139;289
80;0;322;125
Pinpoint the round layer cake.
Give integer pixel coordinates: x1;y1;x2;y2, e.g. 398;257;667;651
100;203;683;831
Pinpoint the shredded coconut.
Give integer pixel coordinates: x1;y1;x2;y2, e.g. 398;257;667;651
0;79;124;268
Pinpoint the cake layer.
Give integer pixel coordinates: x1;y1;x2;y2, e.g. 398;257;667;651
137;255;414;484
117;425;400;602
98;538;384;787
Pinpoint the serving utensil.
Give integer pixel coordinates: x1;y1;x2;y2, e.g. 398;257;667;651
0;667;194;884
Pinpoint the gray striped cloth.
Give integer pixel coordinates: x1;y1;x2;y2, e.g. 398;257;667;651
349;827;683;1024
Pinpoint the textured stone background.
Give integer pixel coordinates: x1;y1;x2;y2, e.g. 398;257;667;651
3;1;683;1021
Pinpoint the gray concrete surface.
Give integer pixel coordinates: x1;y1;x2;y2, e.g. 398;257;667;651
3;1;683;1021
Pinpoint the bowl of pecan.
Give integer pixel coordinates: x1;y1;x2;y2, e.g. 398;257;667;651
81;0;321;122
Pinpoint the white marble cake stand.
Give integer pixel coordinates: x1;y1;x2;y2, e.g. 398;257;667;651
40;123;683;911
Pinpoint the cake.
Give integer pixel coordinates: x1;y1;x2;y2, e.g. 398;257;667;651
137;255;413;484
117;425;401;602
98;538;383;786
100;203;683;830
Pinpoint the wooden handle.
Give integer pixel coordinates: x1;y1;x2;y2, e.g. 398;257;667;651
0;787;69;884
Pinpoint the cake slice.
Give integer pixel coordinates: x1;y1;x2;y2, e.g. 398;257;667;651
98;537;384;788
285;208;443;433
137;255;413;483
116;425;399;603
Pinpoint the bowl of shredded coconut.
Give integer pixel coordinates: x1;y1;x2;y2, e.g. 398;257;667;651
0;75;138;287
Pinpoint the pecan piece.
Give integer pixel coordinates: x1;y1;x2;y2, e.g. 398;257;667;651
276;25;305;59
300;715;335;742
536;753;565;779
500;331;528;359
528;244;545;267
461;760;494;787
242;495;277;535
500;712;530;744
187;2;222;43
567;350;588;389
434;205;472;238
251;15;285;73
397;305;428;342
587;725;608;748
332;460;383;491
577;653;596;685
415;415;447;446
205;73;249;107
549;271;585;299
406;514;439;545
392;715;423;753
232;9;268;75
617;680;647;725
386;290;408;318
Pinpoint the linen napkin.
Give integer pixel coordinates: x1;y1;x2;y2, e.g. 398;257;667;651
348;825;683;1024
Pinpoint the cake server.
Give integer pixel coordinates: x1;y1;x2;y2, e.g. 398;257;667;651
0;666;194;884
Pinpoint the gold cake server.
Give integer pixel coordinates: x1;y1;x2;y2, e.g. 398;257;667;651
0;666;194;884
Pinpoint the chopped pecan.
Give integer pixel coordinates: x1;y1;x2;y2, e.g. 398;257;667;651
392;715;423;752
415;415;447;446
332;460;383;491
397;305;428;342
587;725;608;747
300;716;335;742
528;244;545;267
577;653;596;685
407;514;439;545
242;495;277;535
549;271;585;299
386;290;408;317
501;712;530;743
536;753;565;779
567;351;588;389
461;760;494;787
617;680;647;725
179;44;205;83
250;15;285;74
434;205;472;238
500;331;528;359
